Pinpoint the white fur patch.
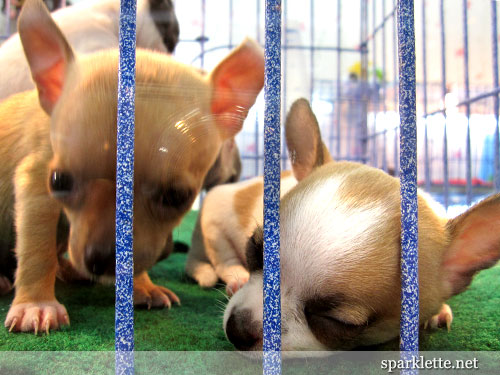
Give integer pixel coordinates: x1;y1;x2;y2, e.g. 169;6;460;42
280;175;389;291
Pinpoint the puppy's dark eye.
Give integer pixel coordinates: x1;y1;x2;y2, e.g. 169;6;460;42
49;170;74;196
150;186;195;219
157;187;193;209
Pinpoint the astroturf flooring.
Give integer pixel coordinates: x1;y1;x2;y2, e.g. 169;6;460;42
0;209;499;352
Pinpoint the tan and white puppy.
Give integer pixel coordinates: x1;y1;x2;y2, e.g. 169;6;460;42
222;98;500;352
1;0;264;333
0;0;179;101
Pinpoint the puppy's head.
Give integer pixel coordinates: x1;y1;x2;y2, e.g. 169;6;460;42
18;0;264;281
224;99;500;353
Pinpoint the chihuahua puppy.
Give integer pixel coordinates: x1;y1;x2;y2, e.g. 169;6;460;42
222;98;500;353
0;0;179;101
1;0;264;333
185;100;330;294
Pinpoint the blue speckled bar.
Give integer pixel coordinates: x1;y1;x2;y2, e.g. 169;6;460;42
263;0;282;374
115;0;137;374
397;0;419;363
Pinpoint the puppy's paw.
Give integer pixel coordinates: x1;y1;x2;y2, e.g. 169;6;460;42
0;275;13;295
192;264;218;289
134;277;180;309
424;303;453;331
4;301;69;334
220;265;250;296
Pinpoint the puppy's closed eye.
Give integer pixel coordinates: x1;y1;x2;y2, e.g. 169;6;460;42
246;226;263;272
304;295;368;349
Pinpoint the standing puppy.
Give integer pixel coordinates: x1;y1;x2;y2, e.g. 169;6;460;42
0;0;179;101
186;99;331;294
1;0;264;333
223;99;500;352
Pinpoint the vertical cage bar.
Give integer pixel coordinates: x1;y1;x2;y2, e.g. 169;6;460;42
256;0;262;176
382;0;387;172
200;0;206;69
393;0;399;177
281;0;288;171
360;0;369;162
115;0;137;374
440;0;449;210
371;0;378;167
264;0;282;373
229;0;234;48
397;0;419;357
422;0;430;192
4;0;11;36
255;117;261;176
462;0;472;205
281;0;288;169
310;0;315;101
493;0;500;192
257;0;262;44
336;0;342;159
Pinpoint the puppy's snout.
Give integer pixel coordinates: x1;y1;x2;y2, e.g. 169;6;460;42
84;243;115;276
225;308;261;350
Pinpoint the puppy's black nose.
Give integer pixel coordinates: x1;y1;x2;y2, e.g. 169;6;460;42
225;309;260;350
84;244;115;276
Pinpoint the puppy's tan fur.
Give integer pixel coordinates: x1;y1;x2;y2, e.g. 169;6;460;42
222;98;500;352
2;0;263;333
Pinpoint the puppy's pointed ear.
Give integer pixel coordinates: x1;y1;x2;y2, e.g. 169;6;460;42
209;38;264;139
18;0;75;114
442;194;500;297
285;98;333;181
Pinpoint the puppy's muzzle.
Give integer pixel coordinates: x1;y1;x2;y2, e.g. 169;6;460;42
84;243;115;276
225;308;262;350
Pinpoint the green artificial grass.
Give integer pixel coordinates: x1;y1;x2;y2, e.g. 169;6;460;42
0;209;499;354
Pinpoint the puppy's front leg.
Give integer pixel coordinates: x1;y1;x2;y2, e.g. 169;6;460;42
185;215;218;288
203;232;249;296
5;154;69;334
133;272;180;309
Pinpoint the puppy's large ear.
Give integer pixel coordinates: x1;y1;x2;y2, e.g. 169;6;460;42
442;194;500;297
18;0;74;114
209;38;264;139
285;98;333;181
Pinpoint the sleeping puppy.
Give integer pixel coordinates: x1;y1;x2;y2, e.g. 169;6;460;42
185;100;329;294
2;0;264;333
0;0;179;101
222;98;500;353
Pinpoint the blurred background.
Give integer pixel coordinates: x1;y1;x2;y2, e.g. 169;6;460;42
2;0;500;216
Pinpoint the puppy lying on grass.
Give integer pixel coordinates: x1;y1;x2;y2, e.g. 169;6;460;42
222;98;500;352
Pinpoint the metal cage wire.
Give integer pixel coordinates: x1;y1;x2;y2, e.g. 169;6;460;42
2;0;499;373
